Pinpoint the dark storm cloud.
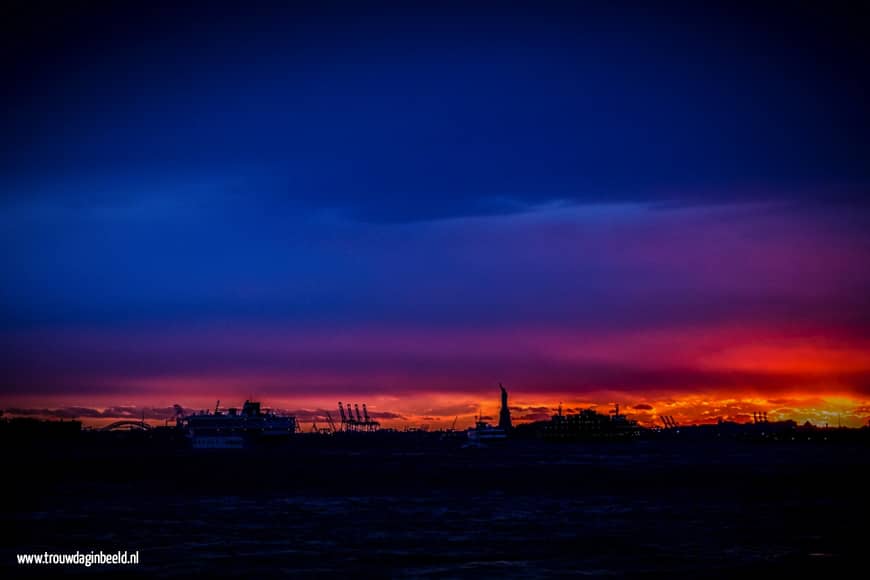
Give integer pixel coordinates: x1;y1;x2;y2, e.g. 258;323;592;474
3;200;870;332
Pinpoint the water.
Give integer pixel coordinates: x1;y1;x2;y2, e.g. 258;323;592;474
3;439;866;577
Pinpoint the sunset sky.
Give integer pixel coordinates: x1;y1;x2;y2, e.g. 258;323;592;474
2;2;869;429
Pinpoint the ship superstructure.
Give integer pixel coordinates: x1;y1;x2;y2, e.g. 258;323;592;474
543;403;639;440
181;400;296;448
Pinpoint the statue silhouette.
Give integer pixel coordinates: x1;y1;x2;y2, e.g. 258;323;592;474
498;383;512;431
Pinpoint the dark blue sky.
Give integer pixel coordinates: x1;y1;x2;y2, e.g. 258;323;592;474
2;2;870;419
4;1;868;220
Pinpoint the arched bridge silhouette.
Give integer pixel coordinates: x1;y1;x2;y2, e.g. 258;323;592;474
100;420;152;432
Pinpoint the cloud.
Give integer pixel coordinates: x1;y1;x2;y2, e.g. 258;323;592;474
416;403;480;417
3;405;194;421
510;405;552;413
6;319;870;402
3;202;870;413
516;412;552;422
633;403;654;410
365;411;406;420
266;408;333;422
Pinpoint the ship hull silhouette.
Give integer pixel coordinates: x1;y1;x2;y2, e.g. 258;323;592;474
181;400;296;449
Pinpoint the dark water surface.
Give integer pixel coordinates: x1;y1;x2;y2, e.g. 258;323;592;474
3;439;867;577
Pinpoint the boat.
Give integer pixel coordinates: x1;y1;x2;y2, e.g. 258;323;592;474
464;420;507;447
463;385;513;447
181;400;296;449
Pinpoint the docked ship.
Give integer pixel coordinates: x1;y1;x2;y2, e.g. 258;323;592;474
542;403;639;440
180;400;296;449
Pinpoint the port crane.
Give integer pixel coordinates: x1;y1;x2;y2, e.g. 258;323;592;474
325;411;337;433
336;401;380;432
660;415;679;429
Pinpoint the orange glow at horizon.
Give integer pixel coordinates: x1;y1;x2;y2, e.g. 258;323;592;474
4;390;869;431
4;323;870;430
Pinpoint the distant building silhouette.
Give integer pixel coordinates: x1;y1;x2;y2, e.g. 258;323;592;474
498;383;512;431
